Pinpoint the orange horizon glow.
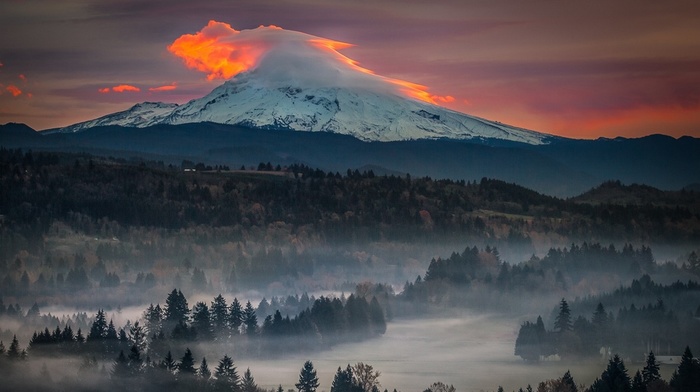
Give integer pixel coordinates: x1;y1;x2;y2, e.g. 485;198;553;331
169;21;455;105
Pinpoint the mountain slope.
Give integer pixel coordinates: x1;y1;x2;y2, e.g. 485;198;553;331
55;72;550;145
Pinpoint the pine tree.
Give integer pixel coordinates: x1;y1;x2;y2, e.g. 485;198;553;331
230;298;244;334
127;344;143;376
670;346;700;392
561;370;577;392
642;351;660;385
165;289;189;325
7;335;21;360
244;301;258;336
88;309;108;341
111;350;129;379
242;368;258;392
214;354;240;392
631;371;644;392
128;321;148;353
199;357;211;379
192;302;214;340
554;298;572;333
331;365;359;392
179;348;197;375
144;303;163;335
296;360;320;392
598;355;631;392
161;350;177;373
211;294;229;338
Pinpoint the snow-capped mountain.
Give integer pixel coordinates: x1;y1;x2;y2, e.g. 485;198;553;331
56;24;552;144
56;74;550;144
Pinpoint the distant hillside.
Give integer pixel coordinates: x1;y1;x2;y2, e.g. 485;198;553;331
2;122;698;197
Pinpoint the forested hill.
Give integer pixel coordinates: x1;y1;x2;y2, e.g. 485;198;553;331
2;148;699;251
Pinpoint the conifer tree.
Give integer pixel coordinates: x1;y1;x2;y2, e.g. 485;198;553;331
179;348;197;375
7;335;21;360
230;298;244;334
211;294;229;338
642;351;660;385
296;360;320;392
214;354;240;392
670;346;700;392
88;309;107;341
554;298;572;332
244;301;258;336
242;368;258;392
192;302;213;340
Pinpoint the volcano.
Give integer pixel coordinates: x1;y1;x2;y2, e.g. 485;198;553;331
55;23;551;145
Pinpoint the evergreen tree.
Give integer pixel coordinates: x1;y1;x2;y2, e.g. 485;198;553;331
244;301;258;336
230;298;244;334
594;355;631;392
642;351;660;385
128;321;148;353
561;370;577;392
214;354;240;392
631;371;644;392
127;344;143;376
331;365;357;392
165;289;189;325
199;357;211;379
192;302;214;340
242;368;258;392
296;361;320;392
554;298;572;333
144;304;163;335
7;335;21;360
211;294;229;338
179;348;197;375
670;346;700;392
161;350;177;373
111;350;129;379
88;309;108;341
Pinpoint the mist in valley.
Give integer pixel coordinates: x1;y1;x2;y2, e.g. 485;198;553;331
2;151;700;391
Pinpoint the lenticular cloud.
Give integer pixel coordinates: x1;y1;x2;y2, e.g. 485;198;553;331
168;21;452;104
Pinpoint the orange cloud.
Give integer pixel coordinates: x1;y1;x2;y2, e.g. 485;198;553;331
98;84;141;93
112;84;140;92
168;20;271;80
6;85;22;96
168;21;458;106
18;74;26;81
149;83;177;92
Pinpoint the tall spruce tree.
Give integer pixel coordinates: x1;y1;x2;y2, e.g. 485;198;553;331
242;368;258;392
642;351;660;385
670;346;700;392
296;360;320;392
243;301;258;336
214;354;240;392
554;298;572;333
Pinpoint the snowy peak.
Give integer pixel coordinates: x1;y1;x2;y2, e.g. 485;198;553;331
56;74;550;145
56;102;179;133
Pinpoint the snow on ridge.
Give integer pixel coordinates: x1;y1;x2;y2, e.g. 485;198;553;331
57;74;550;145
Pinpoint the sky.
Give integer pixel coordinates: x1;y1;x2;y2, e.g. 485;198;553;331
1;0;699;139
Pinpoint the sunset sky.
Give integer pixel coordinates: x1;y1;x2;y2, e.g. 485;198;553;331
1;0;699;139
